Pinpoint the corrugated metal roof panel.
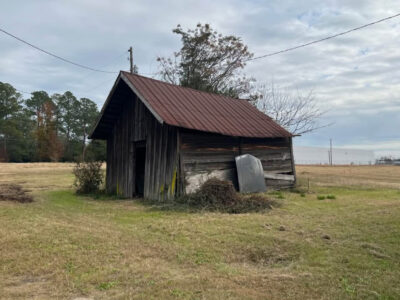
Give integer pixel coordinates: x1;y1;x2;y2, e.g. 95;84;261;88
120;71;292;138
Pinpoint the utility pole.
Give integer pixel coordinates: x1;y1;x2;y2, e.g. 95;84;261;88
128;46;133;74
330;138;333;166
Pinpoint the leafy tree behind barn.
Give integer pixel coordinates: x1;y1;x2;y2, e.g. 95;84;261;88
157;23;257;100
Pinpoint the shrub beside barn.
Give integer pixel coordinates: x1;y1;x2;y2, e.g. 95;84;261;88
90;72;295;200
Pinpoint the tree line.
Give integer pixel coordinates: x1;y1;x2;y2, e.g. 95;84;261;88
0;82;105;162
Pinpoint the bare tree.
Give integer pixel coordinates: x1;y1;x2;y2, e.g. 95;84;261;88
256;83;328;135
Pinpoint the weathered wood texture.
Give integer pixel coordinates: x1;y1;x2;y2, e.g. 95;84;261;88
264;172;295;181
144;117;178;201
241;138;293;173
179;130;295;193
239;137;296;189
106;81;178;200
106;90;136;197
180;130;239;193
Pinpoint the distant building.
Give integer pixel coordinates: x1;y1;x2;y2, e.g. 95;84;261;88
376;158;400;166
294;146;375;165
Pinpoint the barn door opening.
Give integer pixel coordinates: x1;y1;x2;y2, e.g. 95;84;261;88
135;142;146;197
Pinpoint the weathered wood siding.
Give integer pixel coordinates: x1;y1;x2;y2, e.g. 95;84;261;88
180;130;239;193
106;91;136;197
241;137;295;188
144;118;179;201
106;83;178;200
179;130;295;193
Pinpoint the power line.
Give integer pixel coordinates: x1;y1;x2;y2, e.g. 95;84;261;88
77;50;129;82
0;27;118;73
81;77;117;95
247;12;400;61
14;52;129;98
98;51;128;69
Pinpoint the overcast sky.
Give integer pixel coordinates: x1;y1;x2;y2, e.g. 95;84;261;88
1;0;399;157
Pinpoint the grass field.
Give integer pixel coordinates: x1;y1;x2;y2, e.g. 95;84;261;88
0;163;399;299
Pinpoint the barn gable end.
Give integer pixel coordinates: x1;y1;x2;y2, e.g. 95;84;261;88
103;79;179;200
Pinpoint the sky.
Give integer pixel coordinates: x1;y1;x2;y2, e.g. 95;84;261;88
0;0;399;157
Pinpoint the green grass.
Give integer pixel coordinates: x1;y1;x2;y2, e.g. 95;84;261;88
0;164;400;299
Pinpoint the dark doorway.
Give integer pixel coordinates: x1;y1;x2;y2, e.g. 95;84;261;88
135;144;146;196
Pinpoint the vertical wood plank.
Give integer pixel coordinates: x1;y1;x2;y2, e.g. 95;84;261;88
177;129;185;196
159;125;168;201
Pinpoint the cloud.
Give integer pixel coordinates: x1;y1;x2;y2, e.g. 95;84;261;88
0;0;399;155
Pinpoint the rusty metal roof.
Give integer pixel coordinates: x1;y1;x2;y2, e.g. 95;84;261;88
91;71;292;139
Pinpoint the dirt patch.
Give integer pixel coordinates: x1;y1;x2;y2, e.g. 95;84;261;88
245;247;299;267
0;184;33;203
361;243;390;259
2;276;54;299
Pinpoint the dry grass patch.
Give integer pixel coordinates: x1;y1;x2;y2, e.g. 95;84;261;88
0;162;76;191
297;165;400;189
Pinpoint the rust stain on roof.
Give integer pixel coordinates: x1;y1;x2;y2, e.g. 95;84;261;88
121;71;292;138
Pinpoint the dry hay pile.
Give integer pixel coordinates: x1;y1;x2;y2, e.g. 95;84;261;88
178;178;278;213
0;184;33;203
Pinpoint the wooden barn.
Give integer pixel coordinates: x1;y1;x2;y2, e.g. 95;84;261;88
89;71;295;200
